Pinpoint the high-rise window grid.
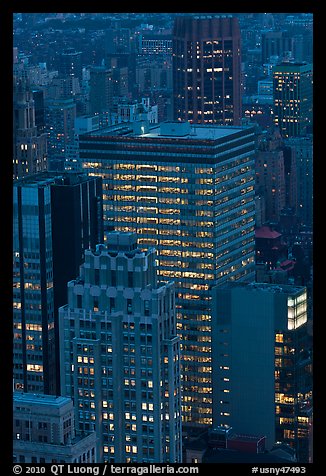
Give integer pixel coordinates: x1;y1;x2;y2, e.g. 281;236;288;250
80;123;256;426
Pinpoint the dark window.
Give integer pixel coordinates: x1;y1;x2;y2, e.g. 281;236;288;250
127;299;132;315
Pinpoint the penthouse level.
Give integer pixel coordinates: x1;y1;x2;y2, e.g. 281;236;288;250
79;121;256;163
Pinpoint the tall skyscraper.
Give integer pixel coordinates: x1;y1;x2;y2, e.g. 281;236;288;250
13;172;103;395
89;67;113;115
59;232;182;463
285;135;313;227
79;120;256;427
212;281;312;462
255;128;286;223
59;49;83;81
13;79;48;179
261;30;294;64
45;98;76;170
172;15;242;125
273;62;313;137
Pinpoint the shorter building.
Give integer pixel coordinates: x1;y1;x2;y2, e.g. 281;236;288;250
59;232;182;463
212;281;312;462
13;392;97;463
138;32;172;56
184;426;295;464
255;225;287;269
273;62;313;138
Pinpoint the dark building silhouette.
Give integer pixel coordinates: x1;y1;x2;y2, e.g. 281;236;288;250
31;88;46;134
13;79;48;179
212;281;312;462
45;98;76;171
172;15;242;125
59;48;83;81
13;172;103;395
89;66;113;114
255;129;286;223
261;30;295;64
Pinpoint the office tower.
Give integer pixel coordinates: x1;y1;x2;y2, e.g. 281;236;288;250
212;281;312;462
273;62;313;138
65;115;101;172
45;98;76;170
13;392;97;463
261;30;294;64
13;80;48;179
136;58;172;96
13;172;103;395
31;87;46;134
285;136;313;228
105;28;131;55
139;32;172;57
255;128;286;223
282;144;298;214
79;120;256;427
172;15;242;125
89;67;113;115
58;48;83;81
59;232;182;463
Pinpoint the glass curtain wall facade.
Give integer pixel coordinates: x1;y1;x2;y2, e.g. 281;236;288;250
13;179;56;394
79;121;256;426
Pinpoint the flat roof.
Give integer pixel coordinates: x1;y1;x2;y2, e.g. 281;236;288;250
13;392;71;408
14;171;97;187
86;122;252;142
215;281;305;295
143;124;243;140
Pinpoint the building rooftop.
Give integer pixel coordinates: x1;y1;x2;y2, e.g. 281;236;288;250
255;226;282;239
13;392;71;408
85;121;253;142
273;62;312;73
215;280;305;295
14;171;97;187
203;448;293;464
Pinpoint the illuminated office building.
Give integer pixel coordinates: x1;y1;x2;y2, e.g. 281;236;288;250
172;15;242;125
79;120;256;426
212;281;312;462
273;62;313;138
59;232;182;462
